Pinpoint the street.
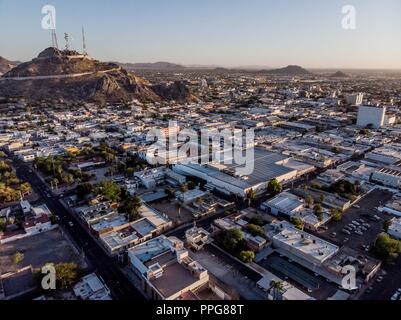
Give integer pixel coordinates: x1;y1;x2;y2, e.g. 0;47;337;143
12;158;145;300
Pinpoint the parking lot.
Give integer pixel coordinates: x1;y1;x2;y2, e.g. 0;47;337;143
318;189;394;252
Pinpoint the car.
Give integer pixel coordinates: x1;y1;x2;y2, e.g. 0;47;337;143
352;221;361;226
361;227;368;232
376;276;384;283
342;229;351;235
68;221;74;227
363;223;371;228
355;231;363;236
391;293;399;300
331;232;337;238
358;219;365;224
397;288;401;294
374;215;381;221
354;205;361;209
343;238;350;243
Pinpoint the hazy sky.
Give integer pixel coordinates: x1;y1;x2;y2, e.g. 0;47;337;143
1;0;401;68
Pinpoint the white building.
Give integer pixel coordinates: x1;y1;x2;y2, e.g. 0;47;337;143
272;221;339;266
372;163;401;189
73;273;112;300
128;236;211;300
357;106;386;129
346;93;364;106
260;192;304;217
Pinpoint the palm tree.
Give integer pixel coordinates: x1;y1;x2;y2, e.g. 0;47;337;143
270;280;284;300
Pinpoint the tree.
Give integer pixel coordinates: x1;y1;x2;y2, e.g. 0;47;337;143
314;204;324;221
120;196;142;222
383;220;393;233
239;250;255;263
246;189;257;203
219;228;245;254
0;219;6;232
12;251;24;265
165;187;176;200
180;184;188;193
291;217;304;230
305;195;314;208
76;183;93;200
19;182;32;197
95;181;122;203
249;216;265;227
54;263;80;289
245;224;265;238
270;280;284;300
267;179;282;195
330;208;343;222
372;233;401;260
187;181;196;190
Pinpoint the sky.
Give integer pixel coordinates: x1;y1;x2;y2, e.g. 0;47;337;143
1;0;401;69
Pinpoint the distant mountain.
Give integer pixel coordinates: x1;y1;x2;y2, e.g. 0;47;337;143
262;65;312;76
0;56;18;75
0;48;197;104
330;71;350;78
116;61;185;71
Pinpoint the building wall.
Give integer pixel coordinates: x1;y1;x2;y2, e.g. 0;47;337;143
357;106;386;129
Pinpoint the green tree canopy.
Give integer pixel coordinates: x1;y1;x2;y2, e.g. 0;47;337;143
373;233;401;260
267;179;282;195
239;250;255;263
245;224;265;238
95;181;122;203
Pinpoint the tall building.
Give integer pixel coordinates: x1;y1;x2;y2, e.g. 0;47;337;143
346;93;364;105
357;106;386;129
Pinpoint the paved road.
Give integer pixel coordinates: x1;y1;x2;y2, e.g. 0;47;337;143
11;158;145;300
0;68;120;81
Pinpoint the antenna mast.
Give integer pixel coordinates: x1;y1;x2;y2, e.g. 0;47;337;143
64;33;70;50
50;11;58;49
82;26;87;55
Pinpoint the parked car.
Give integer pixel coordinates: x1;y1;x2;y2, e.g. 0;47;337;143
342;229;351;235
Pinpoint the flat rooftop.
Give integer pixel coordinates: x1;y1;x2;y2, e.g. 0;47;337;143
150;262;202;299
266;192;303;212
273;224;339;264
129;236;172;264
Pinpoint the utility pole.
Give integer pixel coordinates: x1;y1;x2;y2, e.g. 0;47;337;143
82;26;87;55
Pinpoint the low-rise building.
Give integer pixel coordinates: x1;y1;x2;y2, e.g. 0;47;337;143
388;218;401;240
73;273;112;300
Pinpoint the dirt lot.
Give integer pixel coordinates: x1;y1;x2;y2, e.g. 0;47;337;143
151;200;194;224
0;228;87;274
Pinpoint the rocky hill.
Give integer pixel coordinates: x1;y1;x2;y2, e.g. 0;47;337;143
0;56;18;75
330;71;350;78
0;48;197;104
262;65;312;76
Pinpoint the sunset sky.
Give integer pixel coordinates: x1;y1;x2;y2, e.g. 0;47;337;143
1;0;400;69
